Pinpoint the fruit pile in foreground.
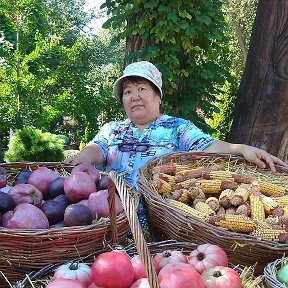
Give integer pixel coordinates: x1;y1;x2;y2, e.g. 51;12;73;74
0;163;123;229
46;243;243;288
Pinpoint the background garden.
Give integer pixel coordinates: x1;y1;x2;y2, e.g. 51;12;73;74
0;0;260;162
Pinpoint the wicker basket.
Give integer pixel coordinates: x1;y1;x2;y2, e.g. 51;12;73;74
137;151;288;275
15;171;264;288
0;163;137;287
264;257;288;288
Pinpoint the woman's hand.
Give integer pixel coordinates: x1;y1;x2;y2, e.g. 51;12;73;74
64;143;105;166
240;145;287;172
205;140;288;172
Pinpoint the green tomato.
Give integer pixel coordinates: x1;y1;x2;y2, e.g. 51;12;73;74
277;264;288;286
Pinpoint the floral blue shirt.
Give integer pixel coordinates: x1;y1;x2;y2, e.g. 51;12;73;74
90;114;216;187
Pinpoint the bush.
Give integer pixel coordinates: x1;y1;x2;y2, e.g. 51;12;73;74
4;127;66;162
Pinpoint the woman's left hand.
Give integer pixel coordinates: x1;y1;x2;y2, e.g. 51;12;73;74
240;145;287;172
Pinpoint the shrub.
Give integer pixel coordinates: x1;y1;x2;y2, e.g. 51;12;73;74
4;127;66;162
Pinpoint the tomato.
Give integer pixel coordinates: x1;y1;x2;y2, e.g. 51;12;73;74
277;264;288;286
201;266;242;288
188;243;228;274
47;278;87;288
53;261;92;286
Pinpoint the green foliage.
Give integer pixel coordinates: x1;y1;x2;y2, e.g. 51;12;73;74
0;0;125;148
209;75;238;140
4;127;66;162
103;0;231;134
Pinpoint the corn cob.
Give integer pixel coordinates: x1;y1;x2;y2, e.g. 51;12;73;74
219;189;234;208
249;185;266;222
231;173;254;184
168;199;207;221
254;219;273;230
235;202;251;217
260;194;284;216
266;215;288;226
195;202;216;217
231;184;251;207
284;206;288;216
251;228;288;243
170;189;192;203
216;206;226;216
207;214;256;233
259;181;286;196
271;195;288;207
174;178;196;190
152;163;190;175
196;179;222;194
175;165;220;182
225;206;236;215
221;181;239;190
203;170;234;182
188;186;203;199
153;172;176;186
153;178;173;194
205;197;220;212
193;198;206;207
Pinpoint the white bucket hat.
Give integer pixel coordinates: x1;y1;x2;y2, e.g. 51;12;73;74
113;61;163;102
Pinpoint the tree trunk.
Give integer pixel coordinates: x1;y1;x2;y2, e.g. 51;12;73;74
228;0;288;162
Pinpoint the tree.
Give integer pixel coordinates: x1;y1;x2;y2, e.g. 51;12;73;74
228;0;288;162
103;0;231;134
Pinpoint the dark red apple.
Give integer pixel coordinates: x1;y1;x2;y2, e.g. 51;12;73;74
71;163;100;184
0;167;7;189
64;204;94;226
8;183;43;207
88;189;124;218
14;170;33;185
0;192;15;214
48;176;65;198
64;172;96;203
4;203;49;229
28;167;59;199
97;176;109;191
41;199;66;225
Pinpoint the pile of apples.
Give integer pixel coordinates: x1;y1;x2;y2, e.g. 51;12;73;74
0;163;124;229
46;243;242;288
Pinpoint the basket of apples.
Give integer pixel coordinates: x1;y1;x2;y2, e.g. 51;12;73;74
0;163;136;286
15;172;264;288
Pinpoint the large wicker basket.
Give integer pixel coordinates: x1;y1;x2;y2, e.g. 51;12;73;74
137;151;288;275
16;172;264;288
0;163;136;287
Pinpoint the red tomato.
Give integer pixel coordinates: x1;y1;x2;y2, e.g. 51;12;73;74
188;243;228;274
53;262;92;286
47;278;87;288
201;266;242;288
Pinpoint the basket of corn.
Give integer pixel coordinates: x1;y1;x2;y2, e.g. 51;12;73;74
137;151;288;275
264;256;288;288
15;172;264;288
0;163;137;287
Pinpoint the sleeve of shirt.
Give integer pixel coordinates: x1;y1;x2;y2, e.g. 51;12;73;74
178;120;217;151
89;122;111;159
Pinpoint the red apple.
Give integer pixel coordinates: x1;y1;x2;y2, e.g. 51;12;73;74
0;167;7;189
4;203;49;229
28;167;59;199
64;172;96;203
88;190;123;218
71;163;100;184
8;183;43;207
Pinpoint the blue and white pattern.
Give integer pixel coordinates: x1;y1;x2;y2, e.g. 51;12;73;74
90;114;216;187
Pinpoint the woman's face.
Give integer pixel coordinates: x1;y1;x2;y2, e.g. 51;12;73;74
122;78;161;125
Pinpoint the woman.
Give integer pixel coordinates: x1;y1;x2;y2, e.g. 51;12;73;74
65;60;287;187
